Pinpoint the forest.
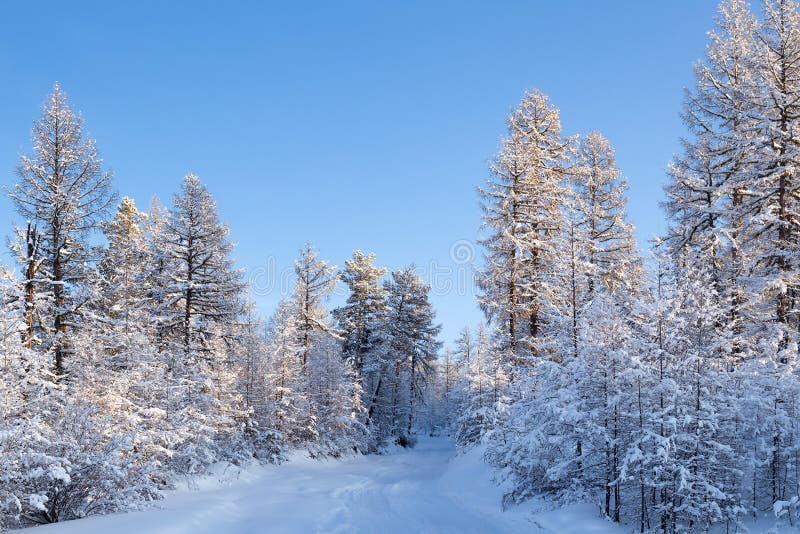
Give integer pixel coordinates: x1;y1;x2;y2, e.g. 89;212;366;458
4;0;800;532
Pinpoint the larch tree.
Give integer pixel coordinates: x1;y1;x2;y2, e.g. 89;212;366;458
572;131;640;296
163;174;244;360
333;250;387;417
455;322;508;447
265;298;316;447
7;83;115;377
381;266;442;442
143;197;174;354
7;222;43;349
155;174;246;473
334;250;387;372
477;131;527;360
293;244;339;372
97;197;152;355
477;89;571;369
746;0;800;360
663;0;759;368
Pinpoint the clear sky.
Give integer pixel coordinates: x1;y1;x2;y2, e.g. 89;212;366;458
0;1;720;345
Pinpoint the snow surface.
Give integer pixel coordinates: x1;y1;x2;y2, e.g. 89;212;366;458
15;437;627;534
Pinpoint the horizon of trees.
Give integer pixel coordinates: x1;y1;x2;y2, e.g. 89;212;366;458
452;0;800;532
0;84;444;529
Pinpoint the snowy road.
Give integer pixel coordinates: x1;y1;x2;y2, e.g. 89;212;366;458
22;437;620;534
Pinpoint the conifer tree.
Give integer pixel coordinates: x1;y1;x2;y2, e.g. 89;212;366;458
163;174;244;359
572;132;640;295
7;84;115;377
293;244;339;371
264;299;316;446
155;174;246;473
381;267;442;442
97;197;152;358
334;250;387;374
477;89;571;366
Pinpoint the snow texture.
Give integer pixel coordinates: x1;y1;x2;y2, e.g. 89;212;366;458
13;437;626;534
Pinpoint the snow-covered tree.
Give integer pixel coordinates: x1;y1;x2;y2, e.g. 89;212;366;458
306;329;368;456
264;298;316;447
477;89;571;367
293;244;339;372
333;250;387;373
7;83;115;377
455;323;508;447
571;131;641;295
7;222;44;350
163;174;244;359
370;266;442;445
94;197;153;359
145;174;248;474
435;348;462;431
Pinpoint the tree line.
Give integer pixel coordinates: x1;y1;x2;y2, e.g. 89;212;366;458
0;85;442;529
452;0;800;531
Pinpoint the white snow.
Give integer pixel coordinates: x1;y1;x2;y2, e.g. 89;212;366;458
14;436;626;534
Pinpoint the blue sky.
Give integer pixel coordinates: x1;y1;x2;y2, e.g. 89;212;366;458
0;1;720;344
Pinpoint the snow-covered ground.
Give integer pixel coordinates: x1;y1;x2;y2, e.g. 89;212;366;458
14;436;798;533
14;436;632;534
